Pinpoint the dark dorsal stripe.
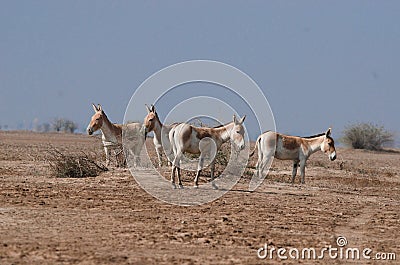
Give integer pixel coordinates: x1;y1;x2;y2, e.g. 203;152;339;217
303;132;326;139
101;110;109;121
154;111;160;122
213;121;231;128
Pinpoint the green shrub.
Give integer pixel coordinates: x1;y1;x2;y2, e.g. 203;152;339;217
340;123;394;150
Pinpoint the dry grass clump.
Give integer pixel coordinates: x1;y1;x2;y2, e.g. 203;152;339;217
340;123;394;151
47;148;107;178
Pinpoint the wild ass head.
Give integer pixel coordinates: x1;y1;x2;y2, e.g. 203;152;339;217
229;115;246;151
87;103;104;135
320;128;336;161
143;104;159;133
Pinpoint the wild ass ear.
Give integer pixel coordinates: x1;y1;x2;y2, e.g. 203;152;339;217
325;128;332;137
145;104;151;113
97;104;103;112
233;114;238;125
92;103;99;112
150;104;155;113
239;115;246;124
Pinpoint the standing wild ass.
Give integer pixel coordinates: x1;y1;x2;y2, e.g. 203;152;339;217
143;104;179;167
86;104;145;167
169;115;246;189
250;128;336;184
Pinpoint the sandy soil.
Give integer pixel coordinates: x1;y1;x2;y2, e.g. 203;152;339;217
0;131;399;264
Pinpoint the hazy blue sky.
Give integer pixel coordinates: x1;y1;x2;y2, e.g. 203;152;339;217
1;1;399;143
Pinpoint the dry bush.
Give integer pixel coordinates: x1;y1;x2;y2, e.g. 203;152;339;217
47;148;107;178
215;144;230;167
340;123;394;151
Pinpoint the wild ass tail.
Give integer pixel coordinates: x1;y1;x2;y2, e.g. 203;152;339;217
249;136;261;157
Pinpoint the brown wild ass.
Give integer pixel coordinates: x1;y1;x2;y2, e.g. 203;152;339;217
250;128;336;184
169;115;246;189
143;104;179;167
86;104;145;167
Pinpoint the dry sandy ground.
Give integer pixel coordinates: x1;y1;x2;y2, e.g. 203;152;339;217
0;131;399;264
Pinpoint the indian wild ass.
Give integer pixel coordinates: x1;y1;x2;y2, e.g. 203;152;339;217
86;104;145;167
169;115;246;189
250;128;336;184
143;104;179;167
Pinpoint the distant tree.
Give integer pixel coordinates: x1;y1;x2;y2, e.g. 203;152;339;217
52;118;64;132
63;120;78;133
340;123;394;151
52;118;78;133
38;122;51;132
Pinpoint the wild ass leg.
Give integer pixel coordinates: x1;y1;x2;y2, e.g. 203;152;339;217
194;154;205;188
171;151;183;189
121;150;127;167
175;152;184;188
167;156;173;166
113;148;119;167
168;139;176;167
115;148;124;167
168;130;177;167
165;146;173;166
104;146;111;167
133;152;140;167
153;137;163;167
299;160;306;184
122;154;127;167
134;143;142;167
170;166;177;189
177;167;183;189
210;160;218;189
291;160;299;183
155;145;163;167
162;144;173;167
258;152;273;179
254;151;263;178
127;148;136;167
